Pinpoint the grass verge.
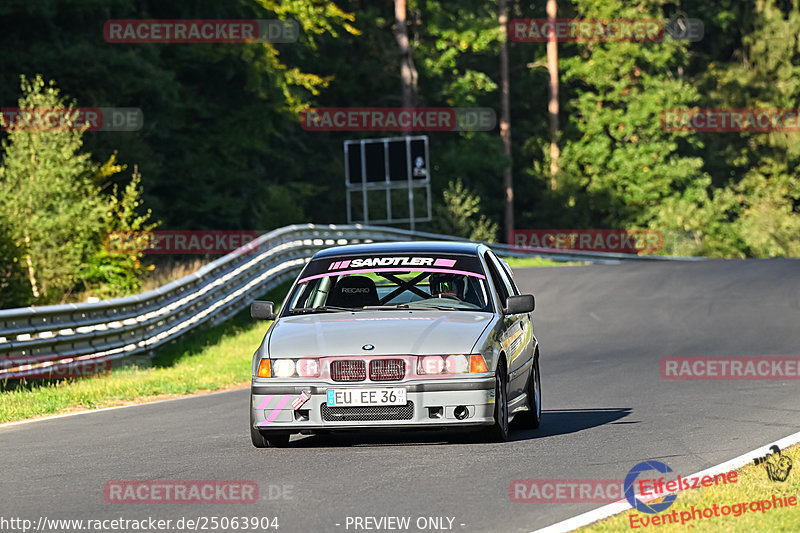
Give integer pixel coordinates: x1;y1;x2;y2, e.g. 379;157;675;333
0;284;289;424
501;256;587;267
579;444;800;532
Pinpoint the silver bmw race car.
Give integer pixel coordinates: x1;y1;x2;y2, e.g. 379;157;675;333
249;241;540;447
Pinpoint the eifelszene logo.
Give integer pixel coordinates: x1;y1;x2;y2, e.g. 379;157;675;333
624;461;678;514
754;445;793;482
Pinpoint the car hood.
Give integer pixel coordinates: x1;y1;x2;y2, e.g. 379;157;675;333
268;310;493;357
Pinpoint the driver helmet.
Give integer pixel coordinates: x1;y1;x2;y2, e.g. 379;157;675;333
429;273;467;300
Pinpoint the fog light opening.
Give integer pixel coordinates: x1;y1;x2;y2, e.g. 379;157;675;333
428;406;443;419
454;405;468;420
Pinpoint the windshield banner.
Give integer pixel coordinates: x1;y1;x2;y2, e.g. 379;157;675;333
298;254;485;284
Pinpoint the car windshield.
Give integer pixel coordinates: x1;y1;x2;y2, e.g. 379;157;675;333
285;254;493;314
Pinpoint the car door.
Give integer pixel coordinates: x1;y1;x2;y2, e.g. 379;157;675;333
483;252;529;402
498;255;536;384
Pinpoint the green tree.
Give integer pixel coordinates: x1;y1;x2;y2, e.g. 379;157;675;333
555;0;708;233
684;0;800;257
434;178;498;241
638;0;800;257
0;76;156;305
1;0;796;259
0;76;107;303
0;215;30;308
80;161;159;298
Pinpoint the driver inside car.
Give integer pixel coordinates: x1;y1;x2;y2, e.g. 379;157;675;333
429;273;468;301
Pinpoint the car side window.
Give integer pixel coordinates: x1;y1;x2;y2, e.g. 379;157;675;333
498;258;520;295
486;252;516;300
483;252;509;306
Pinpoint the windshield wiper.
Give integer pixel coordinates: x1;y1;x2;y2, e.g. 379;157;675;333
362;304;411;310
288;306;358;314
364;302;464;311
406;304;460;311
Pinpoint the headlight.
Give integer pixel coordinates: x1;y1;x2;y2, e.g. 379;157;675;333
272;359;296;378
419;356;445;374
445;355;469;373
418;354;487;375
260;358;321;378
296;358;320;377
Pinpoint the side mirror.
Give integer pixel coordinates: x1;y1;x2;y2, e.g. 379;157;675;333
504;294;535;315
251;300;277;320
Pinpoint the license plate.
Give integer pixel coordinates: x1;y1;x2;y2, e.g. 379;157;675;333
326;388;407;407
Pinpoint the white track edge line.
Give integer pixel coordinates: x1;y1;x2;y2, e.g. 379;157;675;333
0;386;248;429
530;427;800;533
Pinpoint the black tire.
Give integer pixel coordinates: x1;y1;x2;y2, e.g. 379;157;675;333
251;423;270;448
251;425;291;448
514;357;541;429
264;432;290;447
482;361;509;442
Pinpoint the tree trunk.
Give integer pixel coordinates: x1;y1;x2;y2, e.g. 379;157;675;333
26;157;40;299
546;0;560;190
498;0;514;241
23;233;39;298
394;0;418;109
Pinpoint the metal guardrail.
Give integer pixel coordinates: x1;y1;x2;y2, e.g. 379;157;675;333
0;224;700;379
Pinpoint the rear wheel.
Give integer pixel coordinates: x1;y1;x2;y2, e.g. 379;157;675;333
482;361;509;442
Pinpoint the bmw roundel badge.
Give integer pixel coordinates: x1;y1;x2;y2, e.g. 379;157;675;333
362;344;375;351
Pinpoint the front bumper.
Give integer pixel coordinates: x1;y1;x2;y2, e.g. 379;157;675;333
250;376;495;432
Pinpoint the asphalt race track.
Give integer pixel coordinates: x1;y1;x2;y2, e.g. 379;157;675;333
2;259;799;533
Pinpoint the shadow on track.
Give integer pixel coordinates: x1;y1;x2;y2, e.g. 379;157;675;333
284;407;632;448
511;407;633;441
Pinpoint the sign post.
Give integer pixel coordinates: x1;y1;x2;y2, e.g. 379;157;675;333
344;135;432;230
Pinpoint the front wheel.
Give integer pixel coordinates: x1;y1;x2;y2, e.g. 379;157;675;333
482;362;509;442
515;357;541;429
251;423;290;448
251;423;269;448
